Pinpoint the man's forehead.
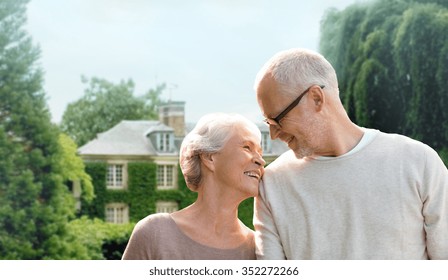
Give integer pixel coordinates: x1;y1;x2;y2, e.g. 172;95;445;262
256;73;278;98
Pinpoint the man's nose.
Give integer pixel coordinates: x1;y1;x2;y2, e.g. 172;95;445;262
269;125;281;140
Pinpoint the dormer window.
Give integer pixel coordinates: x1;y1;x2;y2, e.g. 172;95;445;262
145;122;176;154
156;132;174;152
158;133;170;152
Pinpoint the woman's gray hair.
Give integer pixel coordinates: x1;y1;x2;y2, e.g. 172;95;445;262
254;48;339;98
179;113;261;191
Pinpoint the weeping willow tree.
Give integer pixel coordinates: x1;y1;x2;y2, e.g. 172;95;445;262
320;0;448;152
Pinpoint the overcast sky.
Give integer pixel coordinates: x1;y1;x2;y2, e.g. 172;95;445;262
25;0;366;124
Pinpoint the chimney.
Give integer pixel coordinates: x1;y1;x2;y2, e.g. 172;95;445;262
158;101;186;137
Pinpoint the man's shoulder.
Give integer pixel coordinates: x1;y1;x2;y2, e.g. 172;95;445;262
376;131;435;153
263;150;308;181
267;150;298;168
367;131;444;168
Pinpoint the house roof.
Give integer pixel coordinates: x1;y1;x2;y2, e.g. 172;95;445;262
78;120;171;156
78;120;288;158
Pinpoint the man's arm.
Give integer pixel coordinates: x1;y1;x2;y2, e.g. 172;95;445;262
253;180;286;259
422;147;448;259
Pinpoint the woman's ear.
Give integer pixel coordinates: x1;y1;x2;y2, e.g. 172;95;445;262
200;153;215;172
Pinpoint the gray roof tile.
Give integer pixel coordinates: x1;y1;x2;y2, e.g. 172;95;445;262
79;120;162;156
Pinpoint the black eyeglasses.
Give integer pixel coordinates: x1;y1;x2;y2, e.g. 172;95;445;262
263;85;325;127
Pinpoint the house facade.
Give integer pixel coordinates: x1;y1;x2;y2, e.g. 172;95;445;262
78;101;287;224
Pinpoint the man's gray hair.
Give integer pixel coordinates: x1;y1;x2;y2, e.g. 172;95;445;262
254;48;339;97
179;113;261;191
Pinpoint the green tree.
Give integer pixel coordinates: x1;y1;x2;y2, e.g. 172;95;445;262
57;133;94;203
60;77;165;146
320;0;448;152
393;3;448;148
0;0;77;259
65;216;134;260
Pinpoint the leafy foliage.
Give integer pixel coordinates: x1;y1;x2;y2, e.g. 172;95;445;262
80;162;107;219
127;162;157;220
57;133;94;202
320;0;448;156
0;0;79;259
65;216;134;260
238;197;255;229
60;77;166;146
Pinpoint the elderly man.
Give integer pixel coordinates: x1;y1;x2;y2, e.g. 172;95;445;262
253;48;448;260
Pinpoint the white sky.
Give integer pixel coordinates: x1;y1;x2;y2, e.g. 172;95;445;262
25;0;364;124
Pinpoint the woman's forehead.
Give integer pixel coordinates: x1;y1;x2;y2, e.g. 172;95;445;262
227;125;261;144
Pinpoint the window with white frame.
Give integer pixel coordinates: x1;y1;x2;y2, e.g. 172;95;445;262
158;133;171;152
106;163;125;189
261;132;271;154
157;164;175;189
105;203;129;224
156;201;179;213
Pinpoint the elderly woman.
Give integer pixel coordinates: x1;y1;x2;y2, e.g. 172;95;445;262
122;113;265;259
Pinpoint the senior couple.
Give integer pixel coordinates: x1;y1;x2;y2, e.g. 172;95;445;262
122;48;448;260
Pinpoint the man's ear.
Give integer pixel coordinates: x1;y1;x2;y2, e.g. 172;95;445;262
200;153;215;172
310;86;325;111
